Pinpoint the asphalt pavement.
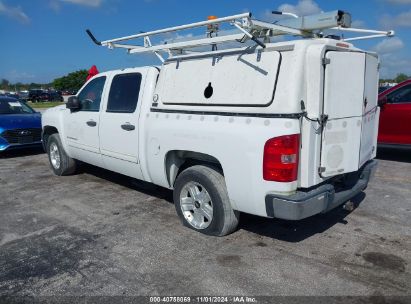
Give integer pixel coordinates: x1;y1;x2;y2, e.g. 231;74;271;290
0;148;410;299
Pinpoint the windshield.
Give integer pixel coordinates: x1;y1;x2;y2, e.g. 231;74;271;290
0;99;36;115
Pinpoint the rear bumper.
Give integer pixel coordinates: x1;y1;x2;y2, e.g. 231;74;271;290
265;160;378;220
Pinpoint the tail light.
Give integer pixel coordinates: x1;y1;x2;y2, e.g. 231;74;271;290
263;134;300;182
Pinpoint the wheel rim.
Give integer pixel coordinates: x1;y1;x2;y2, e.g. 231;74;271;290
49;142;61;169
180;181;213;230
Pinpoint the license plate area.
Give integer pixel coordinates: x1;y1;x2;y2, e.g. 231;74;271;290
18;136;34;144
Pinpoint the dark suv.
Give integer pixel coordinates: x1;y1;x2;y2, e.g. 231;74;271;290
47;90;64;102
29;89;63;102
28;89;44;102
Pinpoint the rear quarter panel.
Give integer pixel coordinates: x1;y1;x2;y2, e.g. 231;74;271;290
142;113;300;217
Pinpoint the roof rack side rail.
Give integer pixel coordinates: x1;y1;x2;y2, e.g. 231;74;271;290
101;12;252;45
85;10;395;61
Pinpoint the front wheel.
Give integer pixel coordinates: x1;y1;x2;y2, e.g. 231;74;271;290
47;133;77;176
173;165;239;236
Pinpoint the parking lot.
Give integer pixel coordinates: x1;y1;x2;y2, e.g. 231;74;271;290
0;148;410;298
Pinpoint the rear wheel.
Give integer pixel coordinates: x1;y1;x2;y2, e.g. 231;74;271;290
47;133;77;176
173;165;239;236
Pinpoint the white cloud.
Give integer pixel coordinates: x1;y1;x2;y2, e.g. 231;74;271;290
373;37;404;54
278;0;321;17
4;70;35;83
372;38;407;78
384;0;411;4
260;0;322;22
379;54;411;78
50;0;103;10
162;33;193;44
381;10;411;28
60;0;102;7
0;1;30;24
351;20;366;28
49;1;61;12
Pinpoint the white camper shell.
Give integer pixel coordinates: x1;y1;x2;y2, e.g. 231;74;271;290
42;11;392;236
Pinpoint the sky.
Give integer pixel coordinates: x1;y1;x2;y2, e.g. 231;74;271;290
0;0;410;84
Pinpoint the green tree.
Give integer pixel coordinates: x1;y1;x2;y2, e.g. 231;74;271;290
29;83;41;89
52;70;88;91
1;79;10;90
394;73;409;83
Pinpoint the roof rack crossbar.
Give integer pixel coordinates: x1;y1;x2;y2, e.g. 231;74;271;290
128;33;245;54
101;12;252;45
86;10;395;60
331;26;395;42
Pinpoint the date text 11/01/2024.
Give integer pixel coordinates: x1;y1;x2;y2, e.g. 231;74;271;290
149;296;257;303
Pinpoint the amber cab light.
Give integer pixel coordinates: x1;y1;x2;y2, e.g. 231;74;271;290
263;134;300;182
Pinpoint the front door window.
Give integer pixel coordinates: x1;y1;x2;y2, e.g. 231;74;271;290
78;77;106;111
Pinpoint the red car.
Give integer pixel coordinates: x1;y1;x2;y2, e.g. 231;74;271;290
378;79;411;147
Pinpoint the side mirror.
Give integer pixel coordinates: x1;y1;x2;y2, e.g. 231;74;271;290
378;95;388;107
66;96;81;111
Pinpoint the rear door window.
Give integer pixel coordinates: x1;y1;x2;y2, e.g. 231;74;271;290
107;73;142;113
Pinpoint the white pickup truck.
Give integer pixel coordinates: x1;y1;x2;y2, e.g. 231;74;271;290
42;11;391;236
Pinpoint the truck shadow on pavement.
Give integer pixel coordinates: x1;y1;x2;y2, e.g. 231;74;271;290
79;163;174;202
238;192;366;242
80;162;366;242
377;147;411;163
0;147;44;159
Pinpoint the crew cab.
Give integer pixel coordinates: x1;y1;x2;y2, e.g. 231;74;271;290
42;12;385;236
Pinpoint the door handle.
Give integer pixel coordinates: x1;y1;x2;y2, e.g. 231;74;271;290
121;123;135;131
86;120;97;127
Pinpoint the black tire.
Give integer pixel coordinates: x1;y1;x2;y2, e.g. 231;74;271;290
173;165;239;236
46;133;77;176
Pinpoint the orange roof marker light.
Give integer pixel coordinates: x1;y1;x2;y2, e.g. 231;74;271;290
207;15;219;33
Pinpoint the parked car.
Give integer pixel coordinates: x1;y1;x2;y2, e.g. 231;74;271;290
62;90;77;96
0;97;42;152
28;89;44;102
378;86;390;94
378;79;411;147
18;91;29;102
29;89;63;102
4;92;19;99
48;90;64;102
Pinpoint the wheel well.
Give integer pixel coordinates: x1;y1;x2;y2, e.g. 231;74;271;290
165;150;223;188
42;126;58;149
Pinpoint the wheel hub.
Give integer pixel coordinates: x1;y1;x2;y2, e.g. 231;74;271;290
180;181;213;230
49;142;61;170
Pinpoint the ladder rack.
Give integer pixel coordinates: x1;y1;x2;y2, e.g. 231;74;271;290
86;10;394;62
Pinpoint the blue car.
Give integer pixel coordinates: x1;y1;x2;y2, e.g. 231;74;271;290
0;97;42;152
